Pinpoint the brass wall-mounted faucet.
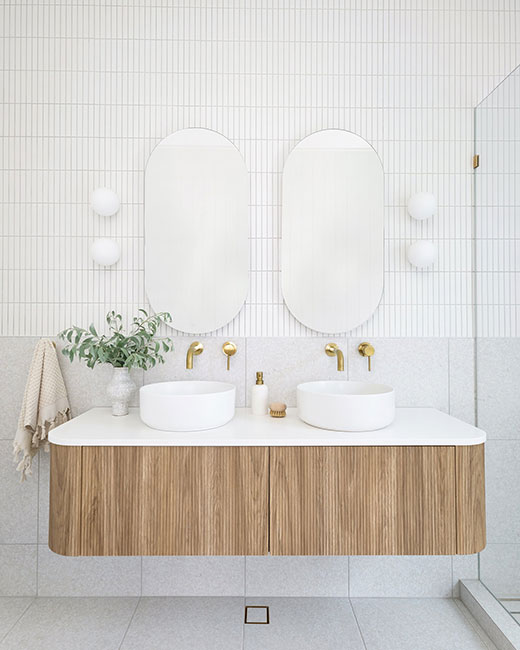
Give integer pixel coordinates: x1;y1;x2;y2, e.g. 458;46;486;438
222;341;237;370
358;342;375;371
325;343;344;371
186;341;204;369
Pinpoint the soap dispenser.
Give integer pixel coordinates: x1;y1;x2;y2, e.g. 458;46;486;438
251;371;268;415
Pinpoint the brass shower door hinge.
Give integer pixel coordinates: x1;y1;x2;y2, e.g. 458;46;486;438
473;154;480;169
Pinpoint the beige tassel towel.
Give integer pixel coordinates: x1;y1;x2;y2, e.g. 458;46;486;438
13;339;71;480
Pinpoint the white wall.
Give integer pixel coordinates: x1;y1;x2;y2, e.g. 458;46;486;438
1;1;519;338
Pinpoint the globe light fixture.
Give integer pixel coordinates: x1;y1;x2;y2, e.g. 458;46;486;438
407;192;436;221
407;240;437;268
91;188;120;217
91;238;120;266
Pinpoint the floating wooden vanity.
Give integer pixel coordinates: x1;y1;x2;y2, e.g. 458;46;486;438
48;408;486;557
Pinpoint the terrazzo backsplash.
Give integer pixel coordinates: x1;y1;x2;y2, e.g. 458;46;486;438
0;335;479;598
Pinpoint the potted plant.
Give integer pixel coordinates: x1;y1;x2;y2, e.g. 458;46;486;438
59;310;173;416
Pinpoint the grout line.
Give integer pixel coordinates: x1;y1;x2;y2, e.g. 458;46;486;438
35;454;40;597
244;337;248;408
243;556;247;598
447;339;451;415
451;556;455;598
349;599;369;650
242;557;247;650
117;596;141;650
0;597;36;644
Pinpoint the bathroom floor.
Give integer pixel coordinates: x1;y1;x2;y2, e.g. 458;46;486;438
0;595;497;649
500;598;520;623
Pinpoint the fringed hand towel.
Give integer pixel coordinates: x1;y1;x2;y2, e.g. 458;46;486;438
13;339;71;480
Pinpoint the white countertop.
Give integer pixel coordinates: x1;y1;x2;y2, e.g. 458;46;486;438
49;407;486;447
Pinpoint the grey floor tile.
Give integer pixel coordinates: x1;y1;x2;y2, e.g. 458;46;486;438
243;597;365;650
0;597;138;650
0;598;33;642
120;597;244;650
351;598;494;650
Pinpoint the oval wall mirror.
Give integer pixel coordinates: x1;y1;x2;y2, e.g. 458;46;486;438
281;129;384;333
145;128;249;333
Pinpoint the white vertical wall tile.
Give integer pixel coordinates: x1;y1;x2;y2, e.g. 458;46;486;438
0;3;518;338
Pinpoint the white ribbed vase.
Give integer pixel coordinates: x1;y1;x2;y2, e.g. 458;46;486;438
106;367;136;416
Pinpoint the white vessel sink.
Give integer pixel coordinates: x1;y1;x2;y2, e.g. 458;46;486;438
297;381;395;432
140;381;236;432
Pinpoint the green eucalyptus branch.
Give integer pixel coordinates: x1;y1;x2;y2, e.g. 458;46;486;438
58;310;174;370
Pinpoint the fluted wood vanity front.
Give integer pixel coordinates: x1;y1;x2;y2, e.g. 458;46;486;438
49;408;486;557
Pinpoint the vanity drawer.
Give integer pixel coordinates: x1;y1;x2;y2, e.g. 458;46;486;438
49;445;269;556
270;445;485;556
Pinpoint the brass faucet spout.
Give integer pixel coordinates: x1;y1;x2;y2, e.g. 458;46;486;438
325;343;344;372
186;341;204;369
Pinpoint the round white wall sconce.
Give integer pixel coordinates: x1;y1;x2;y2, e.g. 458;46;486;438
91;188;120;217
91;238;120;266
407;192;436;221
407;241;437;268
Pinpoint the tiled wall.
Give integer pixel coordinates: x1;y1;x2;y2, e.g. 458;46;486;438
1;1;520;338
0;336;478;598
476;66;520;338
0;1;517;600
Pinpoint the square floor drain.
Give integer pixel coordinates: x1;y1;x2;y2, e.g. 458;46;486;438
244;605;270;624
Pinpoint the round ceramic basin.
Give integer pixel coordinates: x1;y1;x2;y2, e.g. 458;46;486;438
297;380;395;432
140;381;236;432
